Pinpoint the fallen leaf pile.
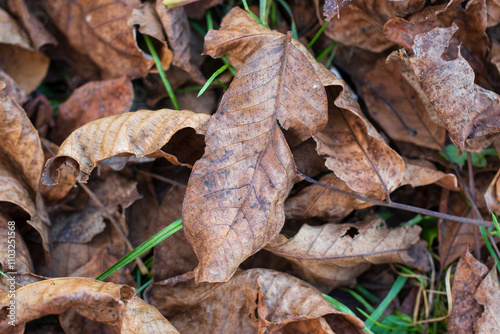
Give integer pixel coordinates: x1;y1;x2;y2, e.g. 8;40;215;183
0;0;499;333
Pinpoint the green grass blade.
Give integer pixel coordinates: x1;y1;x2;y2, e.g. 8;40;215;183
143;34;180;110
307;21;328;49
316;43;336;62
325;43;338;68
340;287;375;313
198;63;230;97
365;275;407;329
136;278;153;295
354;284;380;303
492;212;500;236
277;0;298;40
241;0;264;25
206;9;214;31
96;219;182;281
479;225;500;272
322;294;375;334
358;309;418;332
260;0;269;27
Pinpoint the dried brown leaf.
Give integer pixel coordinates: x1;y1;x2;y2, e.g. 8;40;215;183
474;267;500;333
0;70;27;105
485;168;500;215
402;24;500;151
45;0;153;80
150;269;365;333
265;214;427;291
321;0;425;52
0;278;179;334
184;27;327;282
50;76;134;144
5;0;57;50
156;2;205;84
487;0;500;27
0;8;49;93
448;248;489;334
43;109;211;185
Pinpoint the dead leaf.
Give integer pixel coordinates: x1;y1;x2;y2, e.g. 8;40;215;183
474;267;500;333
265;214;428;291
156;2;205;84
152;186;197;281
44;0;153;80
401;24;500;152
43;109;211;184
361;58;446;150
184;0;224;20
285;172;372;221
320;0;426;52
184;26;327;282
0;83;50;261
485;168;500;215
50;76;134;144
5;0;57;50
0;8;49;93
448;248;489;334
487;0;500;27
150;269;365;333
128;1;173;72
0;70;27;105
402;158;458;191
0;277;179;334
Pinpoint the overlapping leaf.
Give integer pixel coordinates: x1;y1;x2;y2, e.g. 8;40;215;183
184;24;327;282
401;24;500;152
0;278;179;334
474;267;500;333
43;109;210;184
265;214;428;291
150;269;366;333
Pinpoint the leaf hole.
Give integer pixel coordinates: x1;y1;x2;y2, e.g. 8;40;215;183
161;128;206;166
341;227;359;238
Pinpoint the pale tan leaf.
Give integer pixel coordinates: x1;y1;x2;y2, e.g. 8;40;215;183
485;168;500;215
184;29;327;283
265;215;428;291
474;267;500;333
43;109;211;185
0;278;179;334
402;158;458;191
150;269;365;333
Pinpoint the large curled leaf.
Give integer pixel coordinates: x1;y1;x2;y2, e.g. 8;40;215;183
0;278;179;333
149;269;365;333
43;109;210;184
265;214;428;291
183;29;328;282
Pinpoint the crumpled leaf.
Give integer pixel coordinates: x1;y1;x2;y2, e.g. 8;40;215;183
448;248;489;334
474;267;500;333
184;25;327;282
265;214;428;291
0;8;49;93
43;109;211;184
487;0;500;27
320;0;426;52
128;1;173;72
0;82;50;261
156;1;205;84
0;277;179;334
485;168;500;215
401;24;500;152
150;269;365;333
50;76;134;144
5;0;57;50
44;0;153;80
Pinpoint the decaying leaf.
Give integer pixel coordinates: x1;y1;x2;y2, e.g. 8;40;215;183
448;248;489;334
265;214;428;291
0;8;49;94
401;24;500;152
50;76;134;144
43;109;211;184
150;269;365;333
485;168;500;215
44;0;153;80
0;278;179;334
184;23;327;282
474;267;500;333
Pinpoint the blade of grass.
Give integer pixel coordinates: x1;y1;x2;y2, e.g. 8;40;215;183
322;294;375;334
136;278;153;295
307;21;329;49
354;284;380;303
491;212;500;236
340;287;375;313
315;43;336;62
325;43;338;68
260;0;270;27
143;34;180;110
276;0;298;40
96;219;182;281
479;225;500;272
216;79;228;90
198;63;230;97
358;308;418;332
242;0;265;25
365;275;408;329
206;9;214;30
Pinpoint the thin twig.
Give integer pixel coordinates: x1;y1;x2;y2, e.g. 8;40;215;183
134;169;186;188
297;171;494;228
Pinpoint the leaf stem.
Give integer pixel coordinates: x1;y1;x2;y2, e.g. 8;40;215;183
143;34;180;110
